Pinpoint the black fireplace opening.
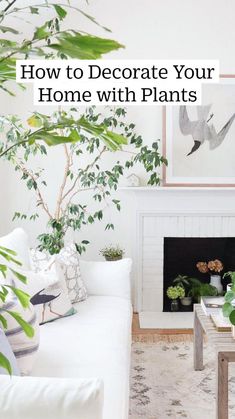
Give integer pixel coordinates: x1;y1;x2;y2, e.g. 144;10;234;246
163;237;235;312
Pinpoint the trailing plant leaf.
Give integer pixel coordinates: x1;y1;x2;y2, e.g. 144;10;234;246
0;352;12;375
6;311;34;338
5;286;30;309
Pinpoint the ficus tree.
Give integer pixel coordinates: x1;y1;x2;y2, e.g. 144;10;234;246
0;106;167;255
0;0;124;373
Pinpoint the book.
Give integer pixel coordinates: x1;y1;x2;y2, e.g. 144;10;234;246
200;296;225;316
210;313;231;332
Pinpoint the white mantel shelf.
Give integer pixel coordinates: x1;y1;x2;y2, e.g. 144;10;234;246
119;186;235;191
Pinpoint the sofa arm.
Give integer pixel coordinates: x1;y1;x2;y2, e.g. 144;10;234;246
79;258;132;300
0;376;104;419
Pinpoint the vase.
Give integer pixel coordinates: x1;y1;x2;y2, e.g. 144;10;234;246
171;299;179;312
210;274;223;294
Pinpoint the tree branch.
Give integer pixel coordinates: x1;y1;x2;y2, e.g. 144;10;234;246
55;144;71;220
16;160;53;220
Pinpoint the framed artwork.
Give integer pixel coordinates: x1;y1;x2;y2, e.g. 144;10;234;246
162;75;235;187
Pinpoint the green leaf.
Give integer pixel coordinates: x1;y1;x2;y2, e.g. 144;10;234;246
224;290;235;303
106;131;128;145
0;264;7;278
29;6;39;15
222;302;234;317
0;352;12;375
0;314;7;329
33;23;50;41
6;311;34;338
9;269;27;284
229;310;235;325
0;26;19;34
0;246;17;256
50;33;124;59
27;115;43;128
53;5;67;20
5;286;30;308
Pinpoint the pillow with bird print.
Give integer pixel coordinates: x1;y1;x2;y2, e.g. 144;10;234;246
30;262;77;325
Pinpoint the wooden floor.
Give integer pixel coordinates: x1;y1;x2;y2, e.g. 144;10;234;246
132;313;193;336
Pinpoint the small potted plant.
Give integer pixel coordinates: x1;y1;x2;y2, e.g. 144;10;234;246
166;285;185;312
100;245;125;261
173;275;197;306
196;259;223;294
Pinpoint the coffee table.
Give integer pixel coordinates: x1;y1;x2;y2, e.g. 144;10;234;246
194;304;235;419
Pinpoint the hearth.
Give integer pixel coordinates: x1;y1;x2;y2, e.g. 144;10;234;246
163;237;235;311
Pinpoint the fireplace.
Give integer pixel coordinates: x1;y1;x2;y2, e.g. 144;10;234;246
163;237;235;311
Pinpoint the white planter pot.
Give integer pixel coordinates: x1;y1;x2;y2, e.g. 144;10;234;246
210;275;223;294
180;296;192;306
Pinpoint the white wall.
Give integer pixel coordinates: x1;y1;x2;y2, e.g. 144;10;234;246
1;0;235;265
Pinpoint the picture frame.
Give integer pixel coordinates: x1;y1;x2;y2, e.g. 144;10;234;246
162;75;235;187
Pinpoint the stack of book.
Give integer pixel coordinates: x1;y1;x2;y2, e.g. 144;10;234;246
200;296;231;332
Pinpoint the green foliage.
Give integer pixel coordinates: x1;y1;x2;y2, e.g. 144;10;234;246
0;1;123;95
0;246;34;374
100;245;125;259
173;275;201;297
1;107;166;255
0;352;12;375
190;282;218;300
223;271;235;325
167;286;185;300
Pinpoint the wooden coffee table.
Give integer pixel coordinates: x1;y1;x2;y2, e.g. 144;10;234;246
194;304;235;419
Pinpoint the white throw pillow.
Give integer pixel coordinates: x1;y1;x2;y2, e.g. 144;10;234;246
11;267;59;298
30;248;51;272
2;296;40;376
79;258;132;299
31;245;87;304
0;376;104;419
56;243;87;303
0;228;31;270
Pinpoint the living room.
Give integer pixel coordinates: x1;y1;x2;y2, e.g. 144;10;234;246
0;1;235;418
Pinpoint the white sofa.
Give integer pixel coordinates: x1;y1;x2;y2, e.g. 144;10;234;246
0;229;133;419
32;295;132;419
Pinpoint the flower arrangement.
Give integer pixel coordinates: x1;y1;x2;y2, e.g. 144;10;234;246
166;285;185;300
196;259;223;274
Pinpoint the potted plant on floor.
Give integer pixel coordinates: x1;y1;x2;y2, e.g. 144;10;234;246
166;285;185;312
100;245;125;261
173;275;201;307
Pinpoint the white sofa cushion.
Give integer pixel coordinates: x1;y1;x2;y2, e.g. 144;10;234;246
79;258;132;299
0;228;31;270
32;296;132;419
0;375;104;419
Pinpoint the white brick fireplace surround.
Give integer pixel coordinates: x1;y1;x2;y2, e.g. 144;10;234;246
120;187;235;322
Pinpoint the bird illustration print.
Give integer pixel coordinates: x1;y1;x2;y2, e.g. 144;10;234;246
30;288;61;323
179;105;235;156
